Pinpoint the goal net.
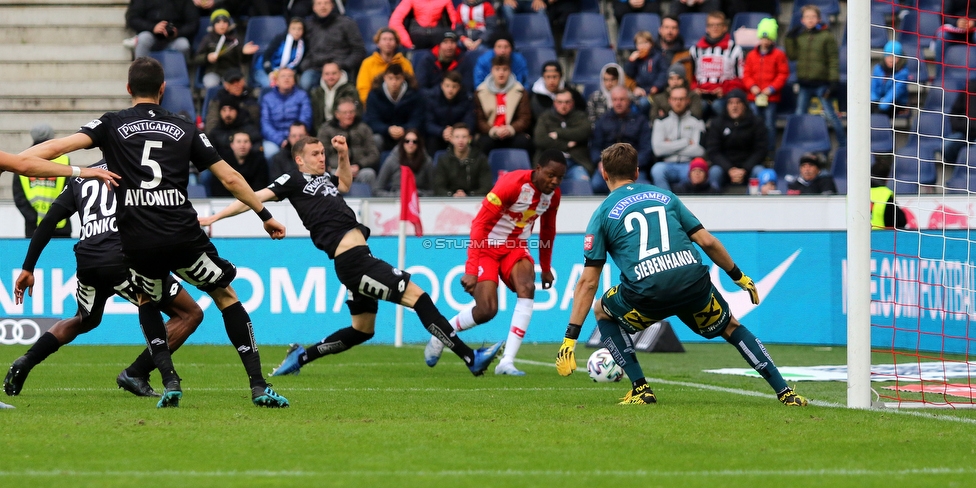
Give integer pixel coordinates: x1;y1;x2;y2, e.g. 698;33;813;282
862;0;976;408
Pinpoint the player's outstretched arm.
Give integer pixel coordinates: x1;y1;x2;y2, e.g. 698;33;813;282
209;160;286;239
690;228;759;304
557;265;603;376
331;135;352;194
12;133;119;186
199;187;278;226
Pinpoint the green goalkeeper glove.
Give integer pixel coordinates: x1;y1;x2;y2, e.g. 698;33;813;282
556;338;577;376
727;265;759;305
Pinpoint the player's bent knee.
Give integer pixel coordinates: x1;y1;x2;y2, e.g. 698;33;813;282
208;286;239;310
593;300;611;321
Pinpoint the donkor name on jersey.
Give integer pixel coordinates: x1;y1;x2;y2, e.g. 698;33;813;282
116;120;186;141
125;188;186;207
634;249;698;280
79;216;117;240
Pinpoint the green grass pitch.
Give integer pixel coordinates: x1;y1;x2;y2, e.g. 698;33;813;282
2;343;976;488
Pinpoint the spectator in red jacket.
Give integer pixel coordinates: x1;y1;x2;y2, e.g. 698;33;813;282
742;18;789;154
389;0;461;50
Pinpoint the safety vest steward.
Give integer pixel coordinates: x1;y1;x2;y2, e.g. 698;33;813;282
870;186;894;229
19;155;70;229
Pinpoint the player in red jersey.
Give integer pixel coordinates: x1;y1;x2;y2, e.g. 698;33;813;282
425;149;566;375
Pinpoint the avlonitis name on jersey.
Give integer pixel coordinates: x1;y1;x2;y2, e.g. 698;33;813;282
124;188;187;207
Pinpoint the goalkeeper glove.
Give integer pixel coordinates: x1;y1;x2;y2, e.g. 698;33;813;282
556;338;577;376
727;265;759;305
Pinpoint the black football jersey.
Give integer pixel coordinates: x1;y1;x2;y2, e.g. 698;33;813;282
52;162;124;270
79;103;222;250
267;168;369;259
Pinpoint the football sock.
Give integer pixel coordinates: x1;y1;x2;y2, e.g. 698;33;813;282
598;318;645;384
221;301;266;389
414;292;475;366
139;303;178;386
21;332;62;369
726;325;789;395
125;349;156;378
449;306;477;331
500;298;533;364
301;327;374;365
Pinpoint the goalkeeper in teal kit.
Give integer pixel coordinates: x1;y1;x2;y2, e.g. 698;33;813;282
555;143;808;406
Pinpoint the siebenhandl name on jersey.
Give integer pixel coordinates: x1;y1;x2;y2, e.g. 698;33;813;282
634;249;698;280
125;188;186;206
116;120;186;141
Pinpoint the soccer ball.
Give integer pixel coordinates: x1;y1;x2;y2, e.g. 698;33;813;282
587;348;624;383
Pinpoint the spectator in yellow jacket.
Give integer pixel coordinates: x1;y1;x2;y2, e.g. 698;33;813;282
356;27;414;105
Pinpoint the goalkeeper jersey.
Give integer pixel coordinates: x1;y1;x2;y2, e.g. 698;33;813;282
583;183;709;305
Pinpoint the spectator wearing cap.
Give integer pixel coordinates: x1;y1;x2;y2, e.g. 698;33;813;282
310;61;359;133
689;11;745;120
651;85;705;191
473;31;529;88
125;0;199;60
260;67;313;159
530;61;586;120
786;153;837;194
12;124;72;238
425;71;476;154
473;54;533;156
205;68;261;131
870;41;910;118
758;168;779;195
414;31;467;93
364;64;425;151
207;94;262;162
299;0;366;91
704;89;767;190
533;88;593;181
650;64;703;120
356;28;415;105
591;86;653;193
256;17;306;89
193;9;259;89
743;18;789;154
672;157;719;194
389;0;461;50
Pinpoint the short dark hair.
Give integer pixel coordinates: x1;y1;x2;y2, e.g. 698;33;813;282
231;130;251;142
451;122;470;132
537;149;567;167
492;54;511;68
542;61;562;76
662;14;679;25
384;63;405;77
290;121;308;132
605;66;619;79
292;136;323;161
553;88;574;98
443;71;463;85
601;143;638;181
128;57;165;98
334;97;358;114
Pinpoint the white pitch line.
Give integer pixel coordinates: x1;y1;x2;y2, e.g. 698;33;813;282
1;468;975;478
514;358;976;425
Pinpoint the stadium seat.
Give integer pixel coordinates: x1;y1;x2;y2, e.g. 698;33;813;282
346;182;373;197
832;146;848;194
839;44;847;84
915;0;945;12
149;51;191;87
570;48;617;87
431;150;446;168
945;144;976;193
679;13;709;50
792;0;840;19
160;84;196;121
870;10;889;50
345;0;391;19
579;0;601;13
187;184;208;198
560;179;593;196
781;115;833;154
200;85;221;128
731;12;771;32
192;17;211;52
519;47;558;88
871;113;895;154
488;149;531;183
893;143;939;193
356;14;389;54
939;44;976;82
773;147;806;178
512;13;555;49
243;16;287;52
911;110;952;155
561;13;611;50
617;13;661;51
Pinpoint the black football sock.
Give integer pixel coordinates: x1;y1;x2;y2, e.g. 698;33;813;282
221;301;266;389
413;293;475;366
301;326;374;365
597;319;645;386
21;332;62;369
139;303;179;386
726;325;789;395
125;349;156;378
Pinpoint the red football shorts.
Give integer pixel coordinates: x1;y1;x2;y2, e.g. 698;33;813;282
475;245;534;291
